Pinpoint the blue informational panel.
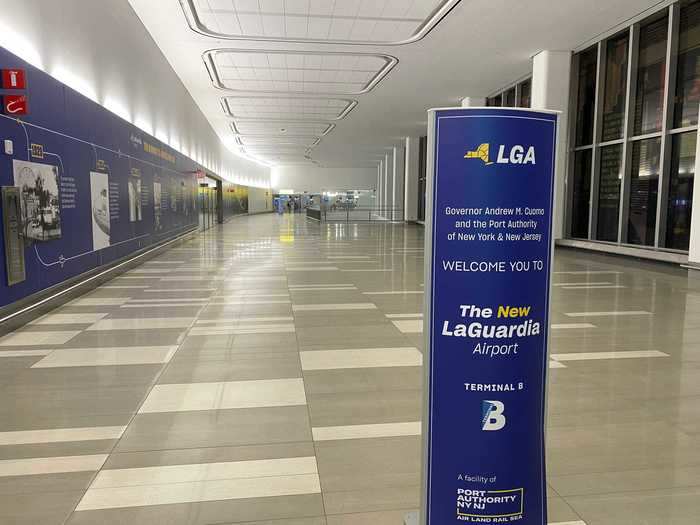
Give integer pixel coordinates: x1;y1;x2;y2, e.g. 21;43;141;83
423;107;558;524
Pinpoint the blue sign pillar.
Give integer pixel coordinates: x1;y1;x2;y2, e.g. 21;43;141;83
421;107;558;524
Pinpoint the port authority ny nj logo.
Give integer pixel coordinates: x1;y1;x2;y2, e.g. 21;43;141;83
465;143;536;166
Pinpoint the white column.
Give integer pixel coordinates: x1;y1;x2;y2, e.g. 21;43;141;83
688;123;700;264
531;50;572;241
404;137;420;222
392;144;405;221
461;97;486;107
377;161;383;215
384;153;391;218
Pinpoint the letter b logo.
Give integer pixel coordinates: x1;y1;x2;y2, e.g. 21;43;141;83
482;400;506;431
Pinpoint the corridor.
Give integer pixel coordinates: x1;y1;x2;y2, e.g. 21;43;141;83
0;214;698;525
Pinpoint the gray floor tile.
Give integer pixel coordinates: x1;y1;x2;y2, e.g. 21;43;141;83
116;406;313;452
67;494;326;525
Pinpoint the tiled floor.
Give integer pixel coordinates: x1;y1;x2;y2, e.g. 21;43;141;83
0;213;698;524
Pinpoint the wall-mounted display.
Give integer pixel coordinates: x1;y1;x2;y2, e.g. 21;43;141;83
153;181;162;231
2;186;25;285
90;172;110;251
128;176;142;222
12;160;61;241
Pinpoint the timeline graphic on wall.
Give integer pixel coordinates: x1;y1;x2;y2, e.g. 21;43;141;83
0;46;203;309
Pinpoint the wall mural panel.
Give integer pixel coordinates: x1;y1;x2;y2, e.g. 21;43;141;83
0;47;203;309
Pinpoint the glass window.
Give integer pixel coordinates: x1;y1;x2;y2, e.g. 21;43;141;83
601;32;629;142
633;15;668;135
518;79;531;108
575;46;598;146
503;87;516;107
666;132;696;249
628;138;661;245
674;0;700;128
487;95;502;107
597;144;623;241
571;150;592;238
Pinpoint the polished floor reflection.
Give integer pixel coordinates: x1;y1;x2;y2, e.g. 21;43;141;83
0;213;697;524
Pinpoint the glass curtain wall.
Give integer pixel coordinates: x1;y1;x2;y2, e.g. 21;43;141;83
568;1;699;252
486;78;533;108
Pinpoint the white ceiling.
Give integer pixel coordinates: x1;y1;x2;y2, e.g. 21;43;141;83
129;0;668;169
182;0;461;45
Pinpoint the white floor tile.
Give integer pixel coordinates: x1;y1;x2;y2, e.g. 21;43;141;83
0;331;81;347
565;311;652;317
290;287;357;291
119;304;204;309
208;300;291;305
101;286;150;289
286;267;339;272
340;269;394;272
553;271;622;275
363;291;423;295
91;456;317;488
196;317;295;325
392;320;424;333
552;282;612;287
67;298;131;306
32;346;178;368
549;361;568;369
289;284;355;288
139;378;307;413
0;426;126;446
0;454;108;477
188;325;296;336
86;318;194;331
561;285;626;290
143;288;216;293
127;298;209;303
0;349;53;357
313;422;421;441
326;256;371;260
293;303;377;312
76;473;321;511
386;313;423;319
300;347;422;371
551;350;669;362
31;313;109;325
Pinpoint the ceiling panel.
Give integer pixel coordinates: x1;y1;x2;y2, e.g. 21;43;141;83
231;120;334;136
182;0;461;45
223;96;357;121
236;135;320;147
204;49;397;94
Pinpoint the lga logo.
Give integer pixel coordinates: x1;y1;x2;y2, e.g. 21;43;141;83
481;400;506;431
465;143;536;166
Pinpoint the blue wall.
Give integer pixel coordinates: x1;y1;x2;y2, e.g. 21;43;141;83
0;47;205;308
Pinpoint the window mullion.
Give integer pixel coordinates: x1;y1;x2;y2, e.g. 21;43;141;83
655;3;680;249
590;41;606;240
619;24;640;244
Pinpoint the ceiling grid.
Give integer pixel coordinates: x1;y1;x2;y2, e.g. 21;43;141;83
178;0;461;165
